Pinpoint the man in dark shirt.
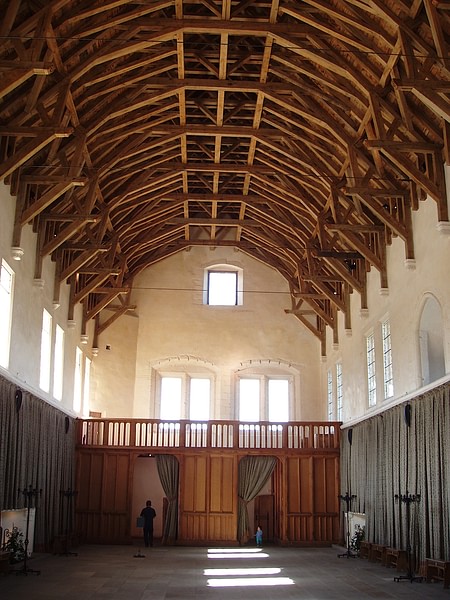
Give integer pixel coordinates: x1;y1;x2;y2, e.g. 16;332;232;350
140;500;156;547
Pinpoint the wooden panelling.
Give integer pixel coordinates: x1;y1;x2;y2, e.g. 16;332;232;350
287;456;313;514
183;455;207;512
104;453;130;512
77;451;104;511
76;451;131;543
180;453;237;541
209;455;234;513
287;515;313;541
75;445;339;546
313;457;326;513
208;514;235;541
285;455;340;544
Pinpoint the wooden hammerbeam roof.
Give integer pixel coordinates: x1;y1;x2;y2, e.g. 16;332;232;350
1;0;449;348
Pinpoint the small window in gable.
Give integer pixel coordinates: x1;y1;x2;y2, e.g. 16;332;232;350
204;265;243;306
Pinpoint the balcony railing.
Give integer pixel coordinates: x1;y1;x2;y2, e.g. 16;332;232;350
77;419;340;451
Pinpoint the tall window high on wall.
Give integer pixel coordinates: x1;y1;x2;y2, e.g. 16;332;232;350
0;260;14;368
73;347;83;413
366;332;376;406
83;356;91;417
53;324;64;400
239;376;290;422
39;309;52;392
382;320;394;399
336;363;343;421
327;369;334;420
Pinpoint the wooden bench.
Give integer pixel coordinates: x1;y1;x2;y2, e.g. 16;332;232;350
383;547;408;571
424;558;450;589
358;541;371;559
0;551;10;575
369;543;387;563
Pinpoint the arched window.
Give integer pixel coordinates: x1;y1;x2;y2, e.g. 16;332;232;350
419;296;446;385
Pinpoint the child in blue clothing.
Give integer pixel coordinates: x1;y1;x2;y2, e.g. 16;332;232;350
255;526;263;547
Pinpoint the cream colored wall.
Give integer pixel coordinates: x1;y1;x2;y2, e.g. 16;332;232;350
0;181;92;416
132;247;322;420
89;311;138;416
90;246;323;419
323;196;450;423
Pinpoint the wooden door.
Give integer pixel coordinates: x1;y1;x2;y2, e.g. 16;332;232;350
254;494;274;542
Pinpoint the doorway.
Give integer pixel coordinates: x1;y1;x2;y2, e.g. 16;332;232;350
254;494;275;542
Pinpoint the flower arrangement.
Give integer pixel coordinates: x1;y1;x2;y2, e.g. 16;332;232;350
3;527;26;563
350;524;365;554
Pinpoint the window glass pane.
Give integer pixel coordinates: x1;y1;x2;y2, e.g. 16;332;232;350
239;379;260;421
190;378;210;421
83;357;91;417
73;347;83;412
208;271;237;305
160;376;182;420
336;363;343;421
39;309;52;392
382;320;394;399
268;379;289;422
0;260;14;368
327;370;333;420
53;324;64;400
366;333;376;406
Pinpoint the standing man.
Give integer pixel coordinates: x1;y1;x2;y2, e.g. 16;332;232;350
140;500;156;547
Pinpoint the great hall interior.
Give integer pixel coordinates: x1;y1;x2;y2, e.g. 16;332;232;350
0;0;450;594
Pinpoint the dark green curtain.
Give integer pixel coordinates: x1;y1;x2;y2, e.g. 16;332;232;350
156;454;179;544
237;455;277;544
0;375;76;551
341;382;450;564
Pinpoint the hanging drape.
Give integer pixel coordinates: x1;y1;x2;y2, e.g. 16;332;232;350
340;381;450;564
0;375;76;551
237;455;277;544
156;454;179;544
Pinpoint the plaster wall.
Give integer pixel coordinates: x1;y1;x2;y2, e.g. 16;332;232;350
323;196;450;423
89;311;138;417
91;246;323;420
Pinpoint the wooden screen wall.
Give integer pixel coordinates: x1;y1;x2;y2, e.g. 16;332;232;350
75;449;340;545
180;453;236;542
76;451;132;543
285;456;340;543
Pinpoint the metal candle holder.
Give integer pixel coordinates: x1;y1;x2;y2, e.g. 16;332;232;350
393;491;422;583
16;485;42;576
338;492;357;558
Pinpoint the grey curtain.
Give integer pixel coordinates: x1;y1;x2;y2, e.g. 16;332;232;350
237;455;277;544
341;381;450;564
156;454;179;544
0;375;76;551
